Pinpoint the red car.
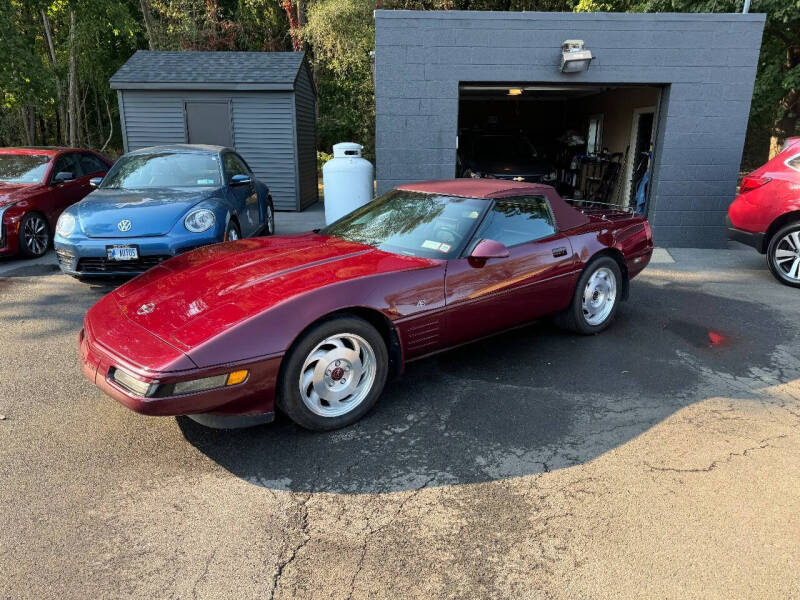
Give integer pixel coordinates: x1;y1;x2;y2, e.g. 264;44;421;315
80;179;653;431
0;147;112;258
727;137;800;287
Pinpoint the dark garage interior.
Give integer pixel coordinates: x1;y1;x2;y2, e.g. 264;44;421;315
457;84;663;214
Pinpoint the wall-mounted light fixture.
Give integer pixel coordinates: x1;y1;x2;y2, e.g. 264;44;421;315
507;88;523;96
561;40;593;73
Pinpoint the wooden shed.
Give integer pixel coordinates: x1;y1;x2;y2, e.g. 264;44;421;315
110;50;317;211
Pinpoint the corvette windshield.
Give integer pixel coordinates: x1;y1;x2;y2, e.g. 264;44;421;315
0;154;50;184
321;190;489;259
101;152;222;189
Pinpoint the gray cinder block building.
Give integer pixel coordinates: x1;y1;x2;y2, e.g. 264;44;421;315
374;10;766;247
111;51;317;211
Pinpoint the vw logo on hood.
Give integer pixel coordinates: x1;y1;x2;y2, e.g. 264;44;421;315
117;219;132;232
136;303;155;315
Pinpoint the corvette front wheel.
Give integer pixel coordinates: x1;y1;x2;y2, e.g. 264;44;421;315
278;316;388;431
556;256;622;335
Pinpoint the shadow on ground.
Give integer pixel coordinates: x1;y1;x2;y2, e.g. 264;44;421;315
179;280;797;494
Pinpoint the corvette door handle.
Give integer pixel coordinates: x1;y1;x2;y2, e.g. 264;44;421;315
552;247;568;258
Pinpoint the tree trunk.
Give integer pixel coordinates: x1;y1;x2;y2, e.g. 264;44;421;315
768;45;799;159
42;9;67;145
139;0;158;50
68;10;78;147
297;0;306;27
769;108;798;159
20;106;36;146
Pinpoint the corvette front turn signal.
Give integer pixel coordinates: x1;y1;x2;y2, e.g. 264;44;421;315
226;370;249;386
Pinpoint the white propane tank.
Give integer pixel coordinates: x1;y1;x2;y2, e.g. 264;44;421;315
322;142;374;225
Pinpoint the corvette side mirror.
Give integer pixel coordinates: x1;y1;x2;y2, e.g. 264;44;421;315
89;177;103;188
230;174;251;186
53;171;74;184
470;238;510;260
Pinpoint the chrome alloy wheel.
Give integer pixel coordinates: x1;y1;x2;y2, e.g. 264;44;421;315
772;230;800;282
23;215;49;256
266;205;274;234
582;266;617;326
299;333;377;418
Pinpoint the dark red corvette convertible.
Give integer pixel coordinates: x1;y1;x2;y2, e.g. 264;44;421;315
81;179;653;430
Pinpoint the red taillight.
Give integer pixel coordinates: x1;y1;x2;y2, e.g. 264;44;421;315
740;175;771;193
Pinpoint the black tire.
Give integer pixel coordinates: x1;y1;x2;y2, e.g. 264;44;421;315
555;255;623;335
766;222;800;288
264;199;275;236
224;219;241;242
277;316;388;431
18;212;50;258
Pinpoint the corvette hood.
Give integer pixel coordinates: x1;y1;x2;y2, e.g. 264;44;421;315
112;233;438;351
77;187;217;238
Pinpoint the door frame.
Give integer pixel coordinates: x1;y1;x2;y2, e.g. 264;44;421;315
623;105;657;206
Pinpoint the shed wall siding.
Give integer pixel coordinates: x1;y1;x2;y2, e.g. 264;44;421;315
294;65;319;210
119;90;299;211
230;94;298;211
374;10;765;248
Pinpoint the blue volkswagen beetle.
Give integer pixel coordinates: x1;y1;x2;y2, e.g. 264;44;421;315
54;144;274;277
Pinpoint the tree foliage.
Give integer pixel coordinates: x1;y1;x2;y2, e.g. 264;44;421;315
0;0;795;167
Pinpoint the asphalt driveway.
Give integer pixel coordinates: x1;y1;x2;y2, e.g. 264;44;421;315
1;237;798;599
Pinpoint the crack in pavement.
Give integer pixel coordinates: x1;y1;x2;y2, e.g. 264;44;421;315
346;475;437;600
192;544;220;600
643;434;788;474
268;492;313;600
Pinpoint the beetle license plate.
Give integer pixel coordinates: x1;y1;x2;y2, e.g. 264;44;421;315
106;245;139;261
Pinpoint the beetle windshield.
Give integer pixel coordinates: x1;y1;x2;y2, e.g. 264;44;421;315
0;154;51;184
321;190;489;259
101;152;222;189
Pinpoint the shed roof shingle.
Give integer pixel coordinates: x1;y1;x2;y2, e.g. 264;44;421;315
110;50;307;90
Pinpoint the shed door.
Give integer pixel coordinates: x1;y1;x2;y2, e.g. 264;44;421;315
185;101;233;147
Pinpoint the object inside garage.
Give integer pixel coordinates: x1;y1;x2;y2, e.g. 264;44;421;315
457;84;663;214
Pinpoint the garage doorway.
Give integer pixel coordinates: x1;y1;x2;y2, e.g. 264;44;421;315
457;84;663;215
184;101;233;147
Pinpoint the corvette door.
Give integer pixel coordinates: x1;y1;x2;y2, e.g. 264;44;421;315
223;152;260;236
444;195;577;347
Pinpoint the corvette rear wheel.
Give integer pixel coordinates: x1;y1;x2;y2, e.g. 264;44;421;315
278;316;388;431
555;256;622;334
19;212;50;258
767;223;800;288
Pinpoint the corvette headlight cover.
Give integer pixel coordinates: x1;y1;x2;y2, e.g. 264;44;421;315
184;209;215;233
56;212;76;236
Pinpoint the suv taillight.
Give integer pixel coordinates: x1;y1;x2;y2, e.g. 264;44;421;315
740;175;771;193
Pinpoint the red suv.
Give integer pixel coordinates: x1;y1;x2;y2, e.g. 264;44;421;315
0;147;112;258
728;137;800;287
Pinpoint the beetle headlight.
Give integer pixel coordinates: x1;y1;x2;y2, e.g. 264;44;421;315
56;212;76;236
184;209;215;233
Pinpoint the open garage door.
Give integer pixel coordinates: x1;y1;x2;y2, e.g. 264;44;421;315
457;84;662;215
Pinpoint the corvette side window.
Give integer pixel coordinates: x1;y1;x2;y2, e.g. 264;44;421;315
476;196;555;247
787;155;800;173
